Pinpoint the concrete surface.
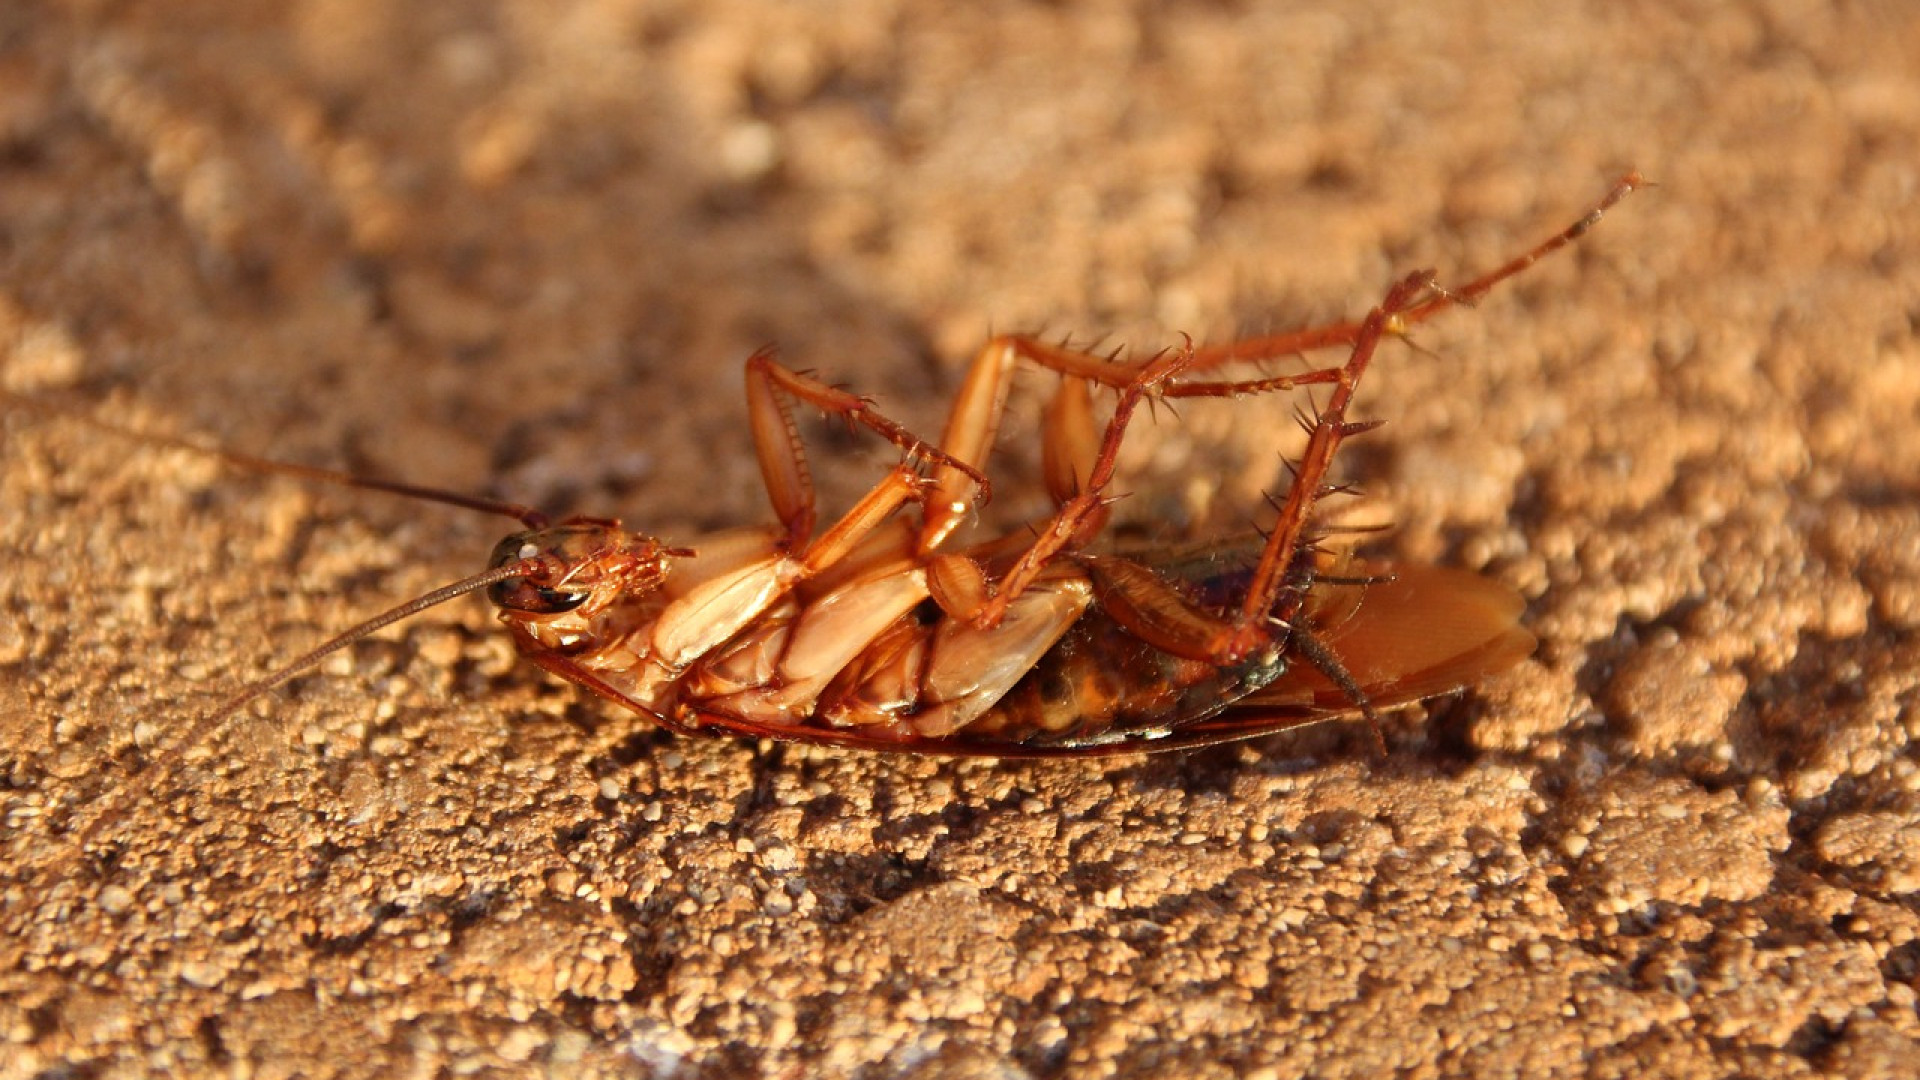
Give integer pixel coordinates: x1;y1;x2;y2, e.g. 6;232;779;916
1;1;1916;1077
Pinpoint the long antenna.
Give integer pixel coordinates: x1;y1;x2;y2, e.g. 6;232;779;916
3;388;566;868
65;559;544;863
1;388;549;527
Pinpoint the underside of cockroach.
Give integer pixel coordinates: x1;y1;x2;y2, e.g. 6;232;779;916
475;172;1639;755
495;517;1537;756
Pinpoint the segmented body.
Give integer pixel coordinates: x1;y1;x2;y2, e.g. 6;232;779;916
472;171;1641;756
11;173;1637;878
491;522;1534;756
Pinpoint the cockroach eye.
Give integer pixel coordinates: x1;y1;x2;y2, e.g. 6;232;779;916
486;532;591;614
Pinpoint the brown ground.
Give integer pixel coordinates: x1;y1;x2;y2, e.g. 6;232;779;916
2;2;1917;1078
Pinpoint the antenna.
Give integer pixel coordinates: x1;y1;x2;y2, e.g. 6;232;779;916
63;559;545;863
3;388;562;870
1;388;549;527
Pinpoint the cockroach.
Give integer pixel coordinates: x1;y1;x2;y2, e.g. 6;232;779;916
19;173;1638;858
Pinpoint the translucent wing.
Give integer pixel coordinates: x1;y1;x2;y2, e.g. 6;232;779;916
1239;564;1536;714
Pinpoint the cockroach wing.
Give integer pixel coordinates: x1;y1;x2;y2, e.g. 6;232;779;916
1241;564;1536;714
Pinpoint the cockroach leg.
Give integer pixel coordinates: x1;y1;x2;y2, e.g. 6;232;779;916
915;334;1211;554
1290;625;1388;755
959;276;1414;666
913;332;1336;560
744;347;989;550
517;648;705;738
909;325;1369;633
1039;372;1099;505
920;337;1020;551
1173;170;1644;375
961;343;1199;629
911;164;1637;737
791;465;930;575
1210;270;1435;665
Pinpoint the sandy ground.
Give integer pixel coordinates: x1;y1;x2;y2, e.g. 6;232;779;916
2;1;1917;1077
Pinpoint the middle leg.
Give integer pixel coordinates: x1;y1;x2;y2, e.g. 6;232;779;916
914;327;1364;630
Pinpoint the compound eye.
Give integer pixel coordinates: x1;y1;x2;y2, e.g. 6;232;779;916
497;581;591;615
486;534;591;614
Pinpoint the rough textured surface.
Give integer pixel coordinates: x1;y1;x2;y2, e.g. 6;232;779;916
2;1;1917;1078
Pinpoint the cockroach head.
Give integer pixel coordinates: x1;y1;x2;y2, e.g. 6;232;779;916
485;520;682;618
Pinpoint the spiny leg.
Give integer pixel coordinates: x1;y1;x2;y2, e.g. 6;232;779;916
916;331;1148;569
1176;170;1645;376
968;334;1340;397
980;278;1432;755
1200;271;1428;665
744;347;989;552
926;172;1645;632
984;171;1645;645
917;332;1343;557
920;337;1019;552
1203;170;1647;660
921;318;1366;570
988;171;1645;392
1039;368;1100;506
1060;271;1510;745
917;334;1132;556
914;332;1351;624
960;302;1405;652
956;345;1197;629
792;465;931;574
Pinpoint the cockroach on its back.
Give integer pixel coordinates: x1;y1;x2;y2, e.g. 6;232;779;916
18;173;1638;856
